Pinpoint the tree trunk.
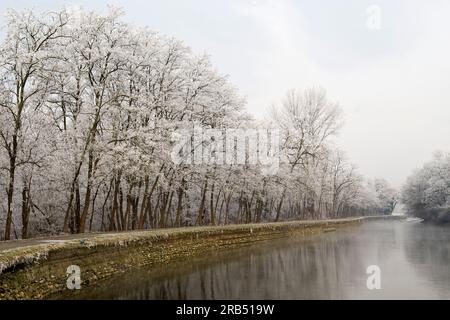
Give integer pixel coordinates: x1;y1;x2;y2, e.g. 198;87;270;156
210;183;215;225
197;180;208;226
78;151;95;233
21;184;30;239
275;188;286;222
175;178;185;227
4;165;16;240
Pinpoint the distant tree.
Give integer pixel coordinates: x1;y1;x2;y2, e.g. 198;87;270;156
402;152;450;222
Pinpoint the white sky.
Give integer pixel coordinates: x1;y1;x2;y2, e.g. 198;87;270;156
1;0;450;188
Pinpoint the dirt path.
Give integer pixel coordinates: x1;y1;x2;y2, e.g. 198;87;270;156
0;230;150;252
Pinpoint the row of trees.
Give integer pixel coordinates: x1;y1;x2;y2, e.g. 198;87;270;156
0;8;397;240
402;152;450;222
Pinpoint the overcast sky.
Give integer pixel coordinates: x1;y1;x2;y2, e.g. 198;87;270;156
1;0;449;188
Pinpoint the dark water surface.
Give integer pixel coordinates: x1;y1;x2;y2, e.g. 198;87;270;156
66;220;450;299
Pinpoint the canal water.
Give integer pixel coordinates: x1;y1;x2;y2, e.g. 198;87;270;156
67;220;450;299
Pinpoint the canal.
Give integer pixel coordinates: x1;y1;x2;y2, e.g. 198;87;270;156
64;220;450;299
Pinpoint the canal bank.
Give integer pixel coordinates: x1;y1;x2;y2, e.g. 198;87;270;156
0;216;401;299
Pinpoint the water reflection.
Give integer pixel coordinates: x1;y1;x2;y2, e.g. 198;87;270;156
64;221;450;299
403;223;450;296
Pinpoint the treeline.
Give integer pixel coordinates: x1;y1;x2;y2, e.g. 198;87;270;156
0;8;396;240
402;152;450;223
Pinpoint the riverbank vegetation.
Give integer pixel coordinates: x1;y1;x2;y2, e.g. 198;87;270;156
402;152;450;223
0;7;397;240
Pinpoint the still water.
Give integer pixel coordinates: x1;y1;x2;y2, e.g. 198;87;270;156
69;220;450;299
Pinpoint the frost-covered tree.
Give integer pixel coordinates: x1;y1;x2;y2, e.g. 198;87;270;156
0;7;395;240
402;152;450;222
0;9;68;239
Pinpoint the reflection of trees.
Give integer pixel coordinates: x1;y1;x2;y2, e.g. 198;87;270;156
144;236;371;299
403;223;450;294
64;223;402;299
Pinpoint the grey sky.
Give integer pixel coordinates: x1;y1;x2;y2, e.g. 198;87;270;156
1;0;449;188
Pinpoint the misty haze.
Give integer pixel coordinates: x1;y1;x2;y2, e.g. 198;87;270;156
0;0;450;305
